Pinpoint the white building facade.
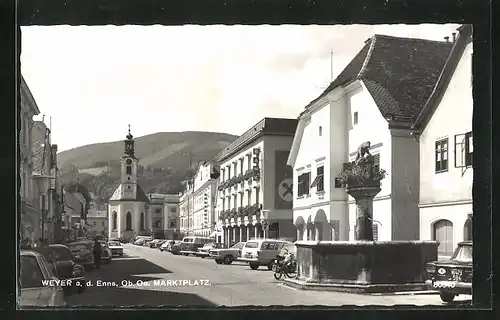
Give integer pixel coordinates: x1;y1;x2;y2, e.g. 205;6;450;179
179;189;194;237
191;162;219;238
19;75;40;245
288;34;454;242
216;118;298;247
147;193;167;238
413;25;473;257
163;194;181;240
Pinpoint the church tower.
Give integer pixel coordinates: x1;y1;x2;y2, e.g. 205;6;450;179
120;125;138;199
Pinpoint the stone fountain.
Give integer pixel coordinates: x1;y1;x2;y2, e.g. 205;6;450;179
283;142;438;293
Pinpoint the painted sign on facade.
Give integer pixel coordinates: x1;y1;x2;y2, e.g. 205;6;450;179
275;150;293;209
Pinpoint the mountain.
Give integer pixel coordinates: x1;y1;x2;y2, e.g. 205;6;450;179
57;131;237;201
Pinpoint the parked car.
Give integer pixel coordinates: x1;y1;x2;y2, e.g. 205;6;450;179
134;238;145;246
195;242;225;258
426;241;473;303
19;250;66;307
180;237;213;256
34;244;86;294
67;241;95;270
239;239;293;270
160;240;175;252
209;242;244;265
149;239;166;248
108;241;124;257
99;241;112;264
169;240;183;255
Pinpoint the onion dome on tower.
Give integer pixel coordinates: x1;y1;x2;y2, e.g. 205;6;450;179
124;124;135;157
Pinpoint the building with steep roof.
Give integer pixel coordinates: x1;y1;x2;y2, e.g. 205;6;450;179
163;194;181;239
411;25;473;257
216;117;298;247
108;126;150;241
287;33;454;242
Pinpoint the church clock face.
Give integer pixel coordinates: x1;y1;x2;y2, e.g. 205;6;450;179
126;159;132;165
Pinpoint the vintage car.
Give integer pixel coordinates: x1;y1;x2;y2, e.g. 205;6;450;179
179;237;213;256
195;242;226;258
34;244;86;294
239;239;293;270
67;241;95;270
149;239;166;248
209;242;245;265
426;241;473;303
19;250;67;307
160;240;175;252
108;241;124;256
99;241;113;264
169;240;183;255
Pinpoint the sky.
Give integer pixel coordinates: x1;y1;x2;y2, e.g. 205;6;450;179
21;24;460;152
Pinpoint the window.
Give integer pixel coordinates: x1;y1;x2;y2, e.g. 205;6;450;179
297;172;311;196
234;162;238;176
227;166;231;179
435;138;449;173
221;169;225;182
126;212;132;230
93;221;96;226
464;215;472;241
433;219;454;256
353;112;359;125
318;126;323;136
233;194;237;208
169;219;176;228
247;155;252;171
248;189;252;205
102;221;105;227
311;166;324;192
240;193;244;207
20;256;44;288
126;166;132;175
112;211;117;230
155;209;161;214
334;178;342;188
240;159;244;175
140;212;145;230
465;131;473;167
221;198;225;211
255;187;260;204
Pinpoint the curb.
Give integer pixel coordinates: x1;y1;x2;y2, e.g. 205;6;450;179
369;290;439;296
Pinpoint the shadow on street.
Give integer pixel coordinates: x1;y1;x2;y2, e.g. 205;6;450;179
66;255;217;307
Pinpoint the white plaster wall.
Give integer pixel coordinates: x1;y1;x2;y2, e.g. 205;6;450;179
419;203;472;250
118;202;147;232
419;42;473;205
348;83;392;200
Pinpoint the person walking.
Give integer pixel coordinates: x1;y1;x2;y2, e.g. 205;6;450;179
92;238;102;269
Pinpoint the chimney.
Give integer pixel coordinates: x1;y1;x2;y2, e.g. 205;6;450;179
444;36;450;42
452;32;457;42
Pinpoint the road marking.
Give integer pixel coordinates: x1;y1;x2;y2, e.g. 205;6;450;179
278;283;299;291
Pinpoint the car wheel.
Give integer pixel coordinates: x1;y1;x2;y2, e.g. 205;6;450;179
223;256;233;265
215;259;223;264
200;256;205;259
249;262;259;270
183;253;189;256
439;292;456;303
160;248;163;252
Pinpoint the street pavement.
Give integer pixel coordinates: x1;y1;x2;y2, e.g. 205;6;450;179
66;243;472;307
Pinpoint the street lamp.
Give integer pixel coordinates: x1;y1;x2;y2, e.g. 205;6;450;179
261;210;270;239
33;173;51;244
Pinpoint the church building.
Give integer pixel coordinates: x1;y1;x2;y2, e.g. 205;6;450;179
108;126;150;242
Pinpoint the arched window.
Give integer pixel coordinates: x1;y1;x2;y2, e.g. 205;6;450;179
464;216;472;241
126;212;132;231
112;211;117;230
140;212;145;230
433;219;454;256
126;166;132;175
